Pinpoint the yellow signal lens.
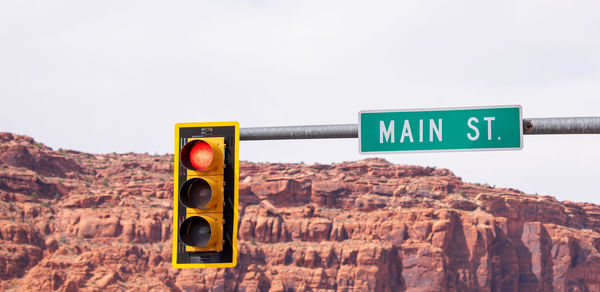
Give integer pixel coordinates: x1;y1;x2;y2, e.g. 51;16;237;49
179;178;220;210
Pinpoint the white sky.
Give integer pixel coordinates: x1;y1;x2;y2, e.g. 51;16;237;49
1;1;599;203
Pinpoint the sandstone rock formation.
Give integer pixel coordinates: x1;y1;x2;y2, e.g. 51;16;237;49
0;132;599;291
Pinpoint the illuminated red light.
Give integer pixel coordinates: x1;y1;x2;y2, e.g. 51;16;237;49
189;141;214;171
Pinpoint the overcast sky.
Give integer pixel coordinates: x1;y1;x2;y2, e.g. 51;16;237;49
1;1;599;203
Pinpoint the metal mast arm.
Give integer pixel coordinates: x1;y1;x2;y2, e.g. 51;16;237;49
239;117;600;141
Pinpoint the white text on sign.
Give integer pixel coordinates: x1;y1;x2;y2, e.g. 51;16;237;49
379;117;497;144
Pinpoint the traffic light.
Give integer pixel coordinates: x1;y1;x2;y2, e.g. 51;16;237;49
172;122;239;268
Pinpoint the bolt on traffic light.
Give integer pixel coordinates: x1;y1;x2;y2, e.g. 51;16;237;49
173;122;239;268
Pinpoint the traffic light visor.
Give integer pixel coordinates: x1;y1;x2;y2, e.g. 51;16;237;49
180;216;212;247
181;140;214;171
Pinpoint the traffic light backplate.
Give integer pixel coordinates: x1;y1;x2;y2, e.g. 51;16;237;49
173;122;239;268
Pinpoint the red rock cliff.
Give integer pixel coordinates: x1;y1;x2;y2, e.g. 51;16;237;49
0;132;599;291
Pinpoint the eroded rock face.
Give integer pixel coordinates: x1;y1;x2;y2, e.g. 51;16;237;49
0;132;599;291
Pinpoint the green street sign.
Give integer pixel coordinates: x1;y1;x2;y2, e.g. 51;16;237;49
359;105;523;154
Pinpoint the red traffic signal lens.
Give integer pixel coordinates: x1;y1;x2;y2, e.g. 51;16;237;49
180;140;214;171
190;141;213;171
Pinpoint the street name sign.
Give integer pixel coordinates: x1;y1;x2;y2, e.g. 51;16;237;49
359;105;523;154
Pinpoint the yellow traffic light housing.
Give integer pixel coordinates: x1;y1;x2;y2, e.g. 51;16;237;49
173;122;239;268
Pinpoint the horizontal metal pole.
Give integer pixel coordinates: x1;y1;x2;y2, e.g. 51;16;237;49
240;117;600;140
523;117;600;135
240;124;358;140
